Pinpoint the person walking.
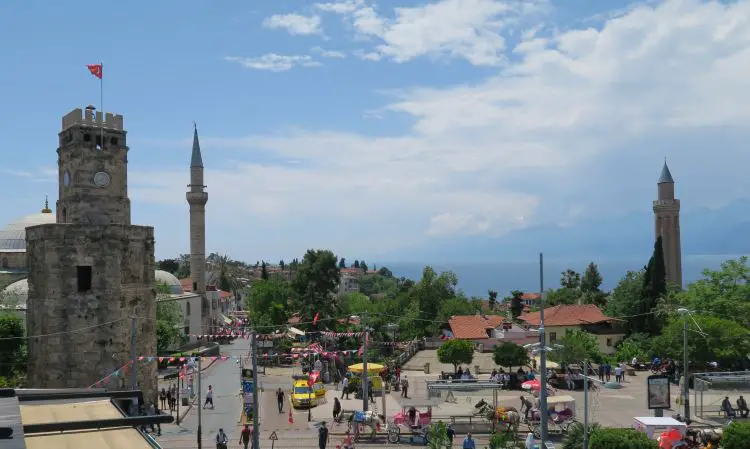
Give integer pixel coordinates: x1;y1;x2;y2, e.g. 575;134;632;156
604;363;611;382
368;379;375;404
204;385;214;409
462;433;476;449
341;376;349;399
159;388;167;410
597;364;604;382
170;384;178;411
165;388;172;413
276;387;285;413
401;376;409;398
614;364;623;383
318;421;330;449
447;424;456;448
238;424;252;449
333;397;341;421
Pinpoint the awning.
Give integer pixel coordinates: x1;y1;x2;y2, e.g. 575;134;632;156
288;327;305;336
222;315;233;325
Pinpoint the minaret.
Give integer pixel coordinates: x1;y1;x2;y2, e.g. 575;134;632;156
186;124;208;319
653;160;682;288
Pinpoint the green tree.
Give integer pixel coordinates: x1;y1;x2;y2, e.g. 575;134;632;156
562;422;601;449
247;279;292;325
546;287;580;306
641;237;667;335
353;260;360;268
0;313;25;378
492;341;529;370
560;269;581;289
487;290;498;311
291;249;341;326
550;329;602;365
589;428;657;449
427;420;448;449
509;290;524;318
614;335;651;364
606;270;646;334
339;258;346;269
437;339;474;373
279;259;285;270
378;266;393;278
581;262;603;293
157;258;180;274
723;420;750;449
175;253;191;279
360;261;368;271
436;297;481;324
653;314;750;369
156;282;182;352
407;267;459;335
260;261;269;280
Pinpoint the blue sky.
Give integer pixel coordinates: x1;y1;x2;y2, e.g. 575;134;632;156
1;0;749;264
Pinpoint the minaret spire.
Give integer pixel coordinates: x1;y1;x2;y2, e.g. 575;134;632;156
187;123;209;334
41;195;52;214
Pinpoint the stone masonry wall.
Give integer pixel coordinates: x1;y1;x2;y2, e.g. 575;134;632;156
0;252;26;271
25;223;157;401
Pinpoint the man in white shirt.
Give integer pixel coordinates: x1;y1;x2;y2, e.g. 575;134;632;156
204;385;214;409
341;377;349;399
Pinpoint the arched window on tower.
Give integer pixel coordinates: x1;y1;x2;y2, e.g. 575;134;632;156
1;257;7;269
62;208;67;223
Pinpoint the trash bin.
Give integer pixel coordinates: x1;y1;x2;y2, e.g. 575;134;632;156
424;363;430;374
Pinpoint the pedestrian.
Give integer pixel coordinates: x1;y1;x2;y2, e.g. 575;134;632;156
204;385;214;409
159;388;167;410
239;424;252;449
462;432;476;449
396;366;401;385
447;423;456;448
276;387;285;413
146;401;156;433
604;363;611;382
318;421;329;449
333;397;341;421
597;364;604;382
368;379;375;404
401;376;409;398
165;388;172;413
620;362;627;382
170;384;178;411
614;364;622;383
153;403;162;436
341;376;349;399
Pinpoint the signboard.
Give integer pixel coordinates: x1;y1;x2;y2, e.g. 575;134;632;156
647;375;671;409
242;380;254;393
259;340;274;348
269;431;278;441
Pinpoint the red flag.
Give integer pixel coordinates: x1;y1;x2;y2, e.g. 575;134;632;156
86;64;103;79
313;312;320;325
288;408;294;424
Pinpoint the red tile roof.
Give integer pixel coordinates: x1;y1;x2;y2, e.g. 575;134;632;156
179;278;193;292
219;290;232;299
521;293;541;301
518;304;612;327
449;315;508;339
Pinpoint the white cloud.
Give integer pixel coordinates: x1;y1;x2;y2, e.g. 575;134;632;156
134;0;750;256
353;49;382;61
262;13;323;35
316;0;548;65
311;46;347;58
224;54;322;72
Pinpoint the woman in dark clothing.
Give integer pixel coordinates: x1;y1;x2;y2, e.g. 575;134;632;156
333;397;342;420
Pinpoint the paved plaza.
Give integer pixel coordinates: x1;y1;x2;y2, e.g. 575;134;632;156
153;347;746;448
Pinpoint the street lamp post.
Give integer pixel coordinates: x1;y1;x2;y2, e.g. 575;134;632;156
538;253;549;446
677;308;690;420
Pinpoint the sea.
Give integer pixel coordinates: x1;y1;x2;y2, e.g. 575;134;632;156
382;255;746;298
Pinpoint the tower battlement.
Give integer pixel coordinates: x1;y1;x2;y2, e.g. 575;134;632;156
62;108;124;131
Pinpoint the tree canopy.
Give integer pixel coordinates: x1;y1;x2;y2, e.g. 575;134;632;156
437;339;474;372
550;329;602;365
492;341;529;369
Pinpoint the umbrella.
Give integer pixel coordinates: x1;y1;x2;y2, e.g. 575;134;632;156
348;363;385;373
521;380;541;391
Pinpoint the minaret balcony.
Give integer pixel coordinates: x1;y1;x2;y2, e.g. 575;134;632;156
186;191;208;205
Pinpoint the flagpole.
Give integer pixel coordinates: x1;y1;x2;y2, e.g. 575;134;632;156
100;62;104;148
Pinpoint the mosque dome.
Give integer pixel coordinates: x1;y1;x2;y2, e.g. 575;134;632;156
1;278;28;310
3;270;183;310
155;270;184;295
0;199;56;251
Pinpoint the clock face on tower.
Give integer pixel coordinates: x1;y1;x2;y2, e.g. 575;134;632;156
93;171;111;187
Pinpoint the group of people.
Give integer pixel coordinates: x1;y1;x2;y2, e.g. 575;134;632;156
597;361;629;384
158;384;179;412
721;395;749;418
214;424;253;449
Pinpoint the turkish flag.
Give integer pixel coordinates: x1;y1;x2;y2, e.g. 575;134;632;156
86;64;103;79
313;312;320;325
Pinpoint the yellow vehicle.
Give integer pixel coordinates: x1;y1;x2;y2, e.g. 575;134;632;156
294;373;327;398
291;380;317;408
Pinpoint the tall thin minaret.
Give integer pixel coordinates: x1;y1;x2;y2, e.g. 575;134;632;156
653;160;682;288
187;124;208;320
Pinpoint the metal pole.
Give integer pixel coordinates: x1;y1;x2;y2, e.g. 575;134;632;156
131;316;138;391
682;312;690;420
197;357;202;449
252;331;260;449
583;359;589;449
362;312;369;412
176;372;181;425
539;253;548;445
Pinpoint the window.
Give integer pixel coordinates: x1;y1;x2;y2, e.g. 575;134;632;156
83;133;91;142
549;332;557;343
1;257;7;269
77;266;92;292
186;301;191;316
607;338;613;347
110;137;119;146
193;282;197;291
62;208;67;223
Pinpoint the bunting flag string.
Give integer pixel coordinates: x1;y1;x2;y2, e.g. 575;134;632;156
134;348;369;364
321;331;363;337
187;332;285;340
88;361;132;389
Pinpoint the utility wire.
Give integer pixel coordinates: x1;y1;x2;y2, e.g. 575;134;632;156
0;317;128;341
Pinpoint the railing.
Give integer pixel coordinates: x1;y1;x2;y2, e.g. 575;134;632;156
394;338;422;367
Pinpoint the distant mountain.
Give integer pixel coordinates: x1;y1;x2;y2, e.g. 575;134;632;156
392;199;750;263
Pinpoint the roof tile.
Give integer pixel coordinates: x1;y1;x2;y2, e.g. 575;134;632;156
518;304;612;327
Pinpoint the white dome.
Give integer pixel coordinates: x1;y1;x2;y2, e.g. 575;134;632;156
1;278;28;309
155;270;184;295
0;211;56;251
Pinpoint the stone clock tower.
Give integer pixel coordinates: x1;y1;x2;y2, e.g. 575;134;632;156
25;106;157;401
